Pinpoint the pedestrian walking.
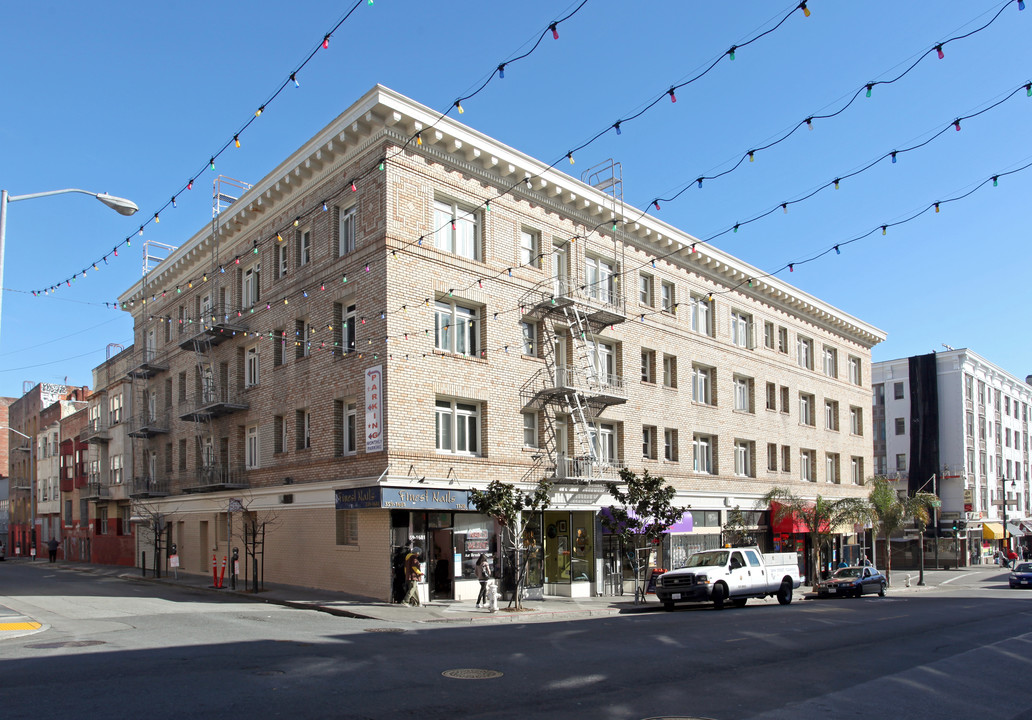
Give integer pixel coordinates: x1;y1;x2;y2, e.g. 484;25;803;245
401;549;424;607
475;554;491;608
46;537;59;563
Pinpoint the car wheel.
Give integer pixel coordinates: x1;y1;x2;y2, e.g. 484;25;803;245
777;580;793;605
663;601;675;611
855;586;864;598
732;598;748;608
878;582;886;597
712;582;727;610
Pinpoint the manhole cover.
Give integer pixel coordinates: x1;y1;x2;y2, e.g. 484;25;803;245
26;640;106;649
442;668;503;680
364;627;405;633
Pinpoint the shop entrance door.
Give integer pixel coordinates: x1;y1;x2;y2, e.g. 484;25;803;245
429;528;454;601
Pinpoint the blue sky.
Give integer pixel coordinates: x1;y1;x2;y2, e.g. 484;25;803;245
1;0;1029;398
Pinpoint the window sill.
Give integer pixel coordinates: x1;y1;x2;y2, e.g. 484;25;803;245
433;349;487;363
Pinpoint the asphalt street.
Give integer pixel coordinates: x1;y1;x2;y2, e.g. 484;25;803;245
1;562;1030;719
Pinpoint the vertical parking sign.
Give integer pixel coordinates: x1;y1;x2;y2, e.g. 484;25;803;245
365;365;383;453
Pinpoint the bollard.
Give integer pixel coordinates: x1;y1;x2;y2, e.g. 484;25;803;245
218;556;227;589
212;554;218;588
142;551;147;577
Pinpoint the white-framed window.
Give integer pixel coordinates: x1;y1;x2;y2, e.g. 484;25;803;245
777;326;789;354
823;346;838;378
520;228;540;268
521;320;537;356
435;299;479;357
797;336;814;370
782;446;792;473
344;401;358;455
731;310;752;348
693;434;714;474
589;423;617;463
826;453;840;484
689;293;712;335
767;443;778;472
345;303;357;354
661;281;675;313
800;449;815;482
766;382;777;411
643;425;657;459
338;204;356;256
641;349;655;383
522;411;538;448
780;386;790;414
434;198;479;260
850;406;863;435
895;453;907;471
297;409;311;450
242;263;260;307
110;454;123;485
763;321;775;349
851;457;863;485
585;255;615;304
246;425;259;469
664;428;678;461
848;355;861;386
639;273;654;307
245;344;260;388
296;318;312;359
734;376;753;413
109;394;123;425
894;382;905;400
895;417;905;435
662;354;677;388
436;399;480;455
692;364;714;405
825;400;839;431
299;227;312;266
588;339;616;385
799;393;815;426
734;440;753;477
277;242;289;278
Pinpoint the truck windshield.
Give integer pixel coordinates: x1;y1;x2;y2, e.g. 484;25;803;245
685;551;729;568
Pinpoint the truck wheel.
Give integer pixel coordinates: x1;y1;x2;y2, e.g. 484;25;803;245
777;580;793;605
878;582;886;597
732;598;747;608
712;583;727;610
663;602;675;612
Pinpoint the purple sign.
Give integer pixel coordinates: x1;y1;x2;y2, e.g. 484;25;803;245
599;507;693;534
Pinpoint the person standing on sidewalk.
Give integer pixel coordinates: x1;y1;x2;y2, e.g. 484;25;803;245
402;550;424;607
475;554;491;608
46;538;59;563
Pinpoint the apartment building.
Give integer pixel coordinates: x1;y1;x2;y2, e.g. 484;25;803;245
872;350;1031;563
117;85;884;600
37;398;88;554
60;407;91;562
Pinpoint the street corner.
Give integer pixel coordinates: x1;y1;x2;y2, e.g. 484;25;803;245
0;604;47;640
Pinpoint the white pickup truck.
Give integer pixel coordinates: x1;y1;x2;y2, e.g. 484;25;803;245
654;547;802;610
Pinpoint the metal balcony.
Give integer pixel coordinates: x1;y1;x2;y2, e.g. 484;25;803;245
178;306;249;351
83;480;110;500
178;389;248;422
520;278;626;328
521;366;627;411
83;417;110;443
181;464;249;494
10;476;32;491
550;456;624;484
127;348;170;379
129;475;171;498
128;411;171;438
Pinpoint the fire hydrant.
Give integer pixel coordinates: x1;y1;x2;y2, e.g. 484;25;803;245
485;578;499;612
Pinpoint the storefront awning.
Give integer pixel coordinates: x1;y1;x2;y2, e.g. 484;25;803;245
1007;522;1026;537
599;507;692;534
770;502;828;534
981;522;1005;540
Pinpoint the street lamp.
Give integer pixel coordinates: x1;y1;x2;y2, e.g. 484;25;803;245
0;187;139;345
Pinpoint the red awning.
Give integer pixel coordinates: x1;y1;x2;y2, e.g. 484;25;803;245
770;501;829;534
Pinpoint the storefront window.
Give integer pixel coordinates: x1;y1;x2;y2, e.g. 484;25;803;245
453;513;496;579
666;533;721;569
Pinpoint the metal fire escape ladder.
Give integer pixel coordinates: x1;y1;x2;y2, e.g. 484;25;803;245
562;303;601;479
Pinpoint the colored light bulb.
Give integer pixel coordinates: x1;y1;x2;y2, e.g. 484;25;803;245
550;23;558;40
993;176;999;187
805;117;813;131
954;119;961;131
891;151;897;163
935;44;944;59
728;45;736;61
291;73;299;88
322;35;330;49
234;135;240;148
614;121;622;135
416;132;422;146
881;226;887;235
497;64;505;79
834;245;841;255
748;151;754;162
789;263;794;272
799;2;810;17
653;200;660;211
187;179;194;191
456;100;464;114
934;203;940;213
351;181;357;192
668;88;677;103
834;179;840;190
210;157;215;170
255;106;264;117
568;152;574;165
866;84;873;98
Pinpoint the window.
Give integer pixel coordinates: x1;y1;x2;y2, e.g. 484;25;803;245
335;509;359;545
873;384;885;406
731;311;752;348
689;293;712;335
661;281;675;313
692;364;714;405
766;382;777;411
777;327;788;354
585;255;615;304
519;228;540;268
179;371;187;403
344;402;358;455
641;349;655;383
782;446;791;473
895;453;907;471
643;426;657;459
894;418;905;435
296;409;311;451
850;406;863;435
277;241;289;278
246;425;259;469
589;423;617;463
344;304;357;354
662;354;677;388
435;399;480;455
693;434;714;474
109;394;123;425
851;457;863;485
848;356;861;386
767;443;778;472
97;506;109;535
245;345;260;388
337;205;356;256
522;412;538;448
110;454;123;485
296;318;311;359
800;449;815;482
298;227;312;267
734;440;753;477
825;400;839;431
964;374;973;400
823;346;838;378
242;263;260;307
797;336;813;370
664;428;678;461
799;393;815;426
435;300;479;357
273;415;285;454
734;376;753;413
434;199;479;259
639;273;654;306
521;320;537;357
780;385;790;414
178;439;187;471
763;321;775;349
826;453;840;484
894;382;904;400
588;340;616;385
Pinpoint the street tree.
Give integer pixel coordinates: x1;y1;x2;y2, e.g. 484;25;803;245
868;477;937;586
762;486;873;587
721;505;755;547
469;479;551;610
602;468;689;604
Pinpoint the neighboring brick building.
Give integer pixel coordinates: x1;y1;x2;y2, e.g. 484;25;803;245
0;396;15;553
60;406;91;562
117;86;885;600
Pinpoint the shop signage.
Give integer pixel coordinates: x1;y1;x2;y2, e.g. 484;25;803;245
335;486;473;511
364;366;383;453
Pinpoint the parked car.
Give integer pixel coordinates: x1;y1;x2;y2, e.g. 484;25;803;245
815;566;886;598
654;547;801;610
1009;562;1032;589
